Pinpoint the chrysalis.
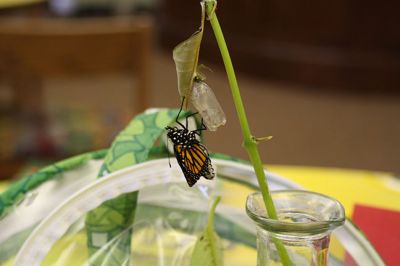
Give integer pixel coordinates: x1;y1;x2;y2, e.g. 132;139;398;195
191;80;226;131
172;2;206;108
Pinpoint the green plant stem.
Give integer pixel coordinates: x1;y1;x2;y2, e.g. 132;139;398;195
207;196;221;256
205;2;292;265
208;196;221;230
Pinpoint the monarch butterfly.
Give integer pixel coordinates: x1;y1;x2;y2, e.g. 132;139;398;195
165;101;215;187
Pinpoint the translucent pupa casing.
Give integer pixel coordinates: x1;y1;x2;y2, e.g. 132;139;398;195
190;80;226;131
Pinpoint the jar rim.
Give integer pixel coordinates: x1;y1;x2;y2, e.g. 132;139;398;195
246;190;345;234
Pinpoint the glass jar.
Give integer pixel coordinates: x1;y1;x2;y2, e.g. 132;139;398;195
246;190;345;266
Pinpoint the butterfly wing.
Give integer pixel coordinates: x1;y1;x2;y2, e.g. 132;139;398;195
174;144;198;187
174;142;214;187
189;143;214;180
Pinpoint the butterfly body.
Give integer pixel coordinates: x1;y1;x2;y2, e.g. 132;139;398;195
166;124;214;187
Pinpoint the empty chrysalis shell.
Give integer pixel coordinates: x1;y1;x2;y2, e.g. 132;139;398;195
191;80;226;131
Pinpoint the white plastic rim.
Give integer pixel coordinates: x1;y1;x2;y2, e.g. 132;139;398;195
13;158;384;266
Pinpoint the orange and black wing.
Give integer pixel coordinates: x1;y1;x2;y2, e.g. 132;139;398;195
174;142;214;187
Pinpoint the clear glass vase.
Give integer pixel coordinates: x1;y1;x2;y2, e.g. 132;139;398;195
246;190;345;266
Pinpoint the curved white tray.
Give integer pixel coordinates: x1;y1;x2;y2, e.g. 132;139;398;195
14;158;384;266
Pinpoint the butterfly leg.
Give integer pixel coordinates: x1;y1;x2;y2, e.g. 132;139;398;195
175;97;186;128
194;118;207;136
185;112;199;129
167;139;171;168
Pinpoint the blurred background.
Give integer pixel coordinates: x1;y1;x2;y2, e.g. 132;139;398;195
0;0;399;180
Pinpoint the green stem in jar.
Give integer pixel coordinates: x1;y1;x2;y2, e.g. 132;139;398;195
204;1;292;265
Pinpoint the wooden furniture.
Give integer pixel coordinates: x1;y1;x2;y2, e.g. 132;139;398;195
0;16;153;179
0;16;153;115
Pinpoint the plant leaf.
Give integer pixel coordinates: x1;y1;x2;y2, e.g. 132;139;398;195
173;2;205;107
190;196;224;266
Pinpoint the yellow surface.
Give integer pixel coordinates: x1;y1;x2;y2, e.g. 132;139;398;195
220;178;256;208
0;0;44;9
220;164;400;219
269;165;400;217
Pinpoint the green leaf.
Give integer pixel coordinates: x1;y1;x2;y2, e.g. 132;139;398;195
190;196;224;266
172;2;205;107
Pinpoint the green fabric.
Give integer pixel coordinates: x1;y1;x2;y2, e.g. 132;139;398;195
85;109;192;266
0;150;107;219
